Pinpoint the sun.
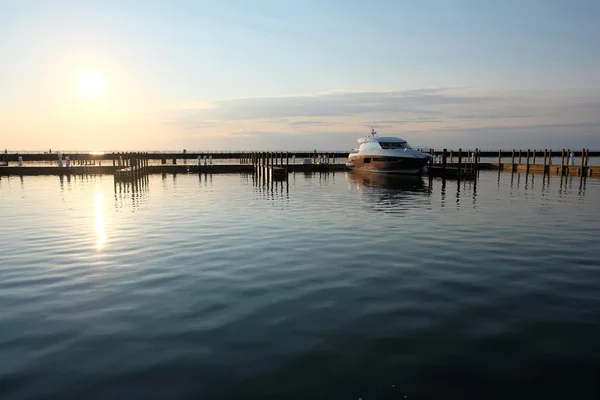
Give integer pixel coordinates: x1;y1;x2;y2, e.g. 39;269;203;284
77;71;105;99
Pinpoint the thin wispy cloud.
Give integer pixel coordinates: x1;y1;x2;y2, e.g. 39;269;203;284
163;87;600;149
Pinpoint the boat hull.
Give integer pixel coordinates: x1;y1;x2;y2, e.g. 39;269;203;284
346;155;429;174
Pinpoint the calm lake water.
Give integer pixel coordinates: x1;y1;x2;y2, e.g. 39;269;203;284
1;171;599;399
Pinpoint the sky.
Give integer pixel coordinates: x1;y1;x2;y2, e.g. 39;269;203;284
1;0;599;151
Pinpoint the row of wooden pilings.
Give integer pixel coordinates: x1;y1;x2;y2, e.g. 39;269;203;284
428;148;480;177
114;152;149;180
247;151;290;180
426;148;594;177
497;148;593;176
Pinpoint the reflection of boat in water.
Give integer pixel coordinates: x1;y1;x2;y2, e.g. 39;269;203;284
346;171;430;214
346;128;430;174
347;170;426;191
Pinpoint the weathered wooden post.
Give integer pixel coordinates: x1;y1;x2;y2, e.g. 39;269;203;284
561;149;565;171
548;149;552;169
286;152;289;172
543;149;547;167
526;149;530;171
268;152;272;178
580;148;586;176
458;148;462;172
518;150;522;164
533;149;536;164
449;151;453;163
474;148;479;171
585;148;590;167
429;149;434;167
511;149;515;171
498;149;502;166
442;148;447;173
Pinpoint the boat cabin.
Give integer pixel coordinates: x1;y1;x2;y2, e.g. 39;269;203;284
357;136;410;151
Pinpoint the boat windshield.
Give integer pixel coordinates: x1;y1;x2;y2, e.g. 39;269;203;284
379;142;409;149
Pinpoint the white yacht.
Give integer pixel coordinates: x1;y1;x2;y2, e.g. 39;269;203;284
345;129;431;174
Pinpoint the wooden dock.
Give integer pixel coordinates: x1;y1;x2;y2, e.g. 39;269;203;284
0;163;347;176
114;152;149;181
427;148;598;178
1;147;598;179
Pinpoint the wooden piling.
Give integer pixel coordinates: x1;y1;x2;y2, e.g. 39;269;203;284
561;149;565;170
533;149;536;164
585;148;590;167
268;152;272;177
449;151;453;163
543;149;547;167
511;149;515;171
498;149;502;166
518;150;522;164
458;148;462;172
526;149;530;170
580;147;586;176
442;149;447;172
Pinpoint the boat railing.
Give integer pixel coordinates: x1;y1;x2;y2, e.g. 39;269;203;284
414;147;432;153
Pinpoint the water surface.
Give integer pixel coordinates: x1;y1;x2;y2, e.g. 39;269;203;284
1;171;599;399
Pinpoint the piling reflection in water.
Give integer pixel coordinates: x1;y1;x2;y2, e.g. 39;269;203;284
113;175;149;211
252;170;289;204
498;168;590;202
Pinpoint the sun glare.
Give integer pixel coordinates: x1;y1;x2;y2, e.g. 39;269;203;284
78;71;105;99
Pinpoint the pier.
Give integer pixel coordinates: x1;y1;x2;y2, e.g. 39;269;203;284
426;148;598;178
114;152;149;181
0;148;598;179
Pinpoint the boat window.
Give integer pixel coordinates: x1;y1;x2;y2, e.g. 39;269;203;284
364;158;371;163
379;142;406;149
360;142;382;151
373;157;389;162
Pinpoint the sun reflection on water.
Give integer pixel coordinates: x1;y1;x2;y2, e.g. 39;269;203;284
95;192;106;250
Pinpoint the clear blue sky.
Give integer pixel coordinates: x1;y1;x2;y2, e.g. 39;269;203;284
1;0;599;150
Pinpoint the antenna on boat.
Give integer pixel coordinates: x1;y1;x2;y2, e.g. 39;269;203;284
370;127;376;137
